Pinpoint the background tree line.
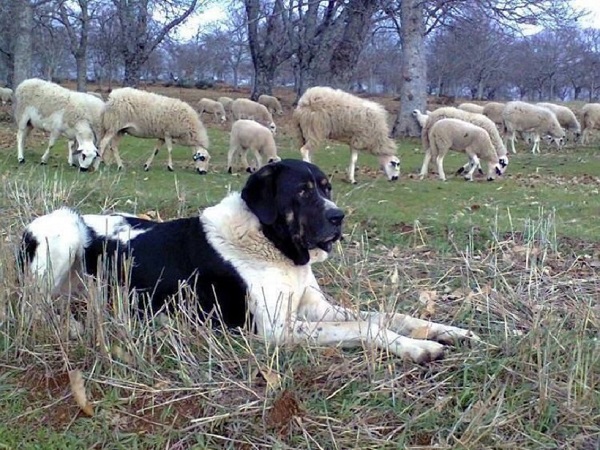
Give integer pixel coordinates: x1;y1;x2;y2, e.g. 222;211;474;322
0;0;590;136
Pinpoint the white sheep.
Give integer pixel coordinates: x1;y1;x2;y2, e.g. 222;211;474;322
293;86;400;184
412;109;429;128
502;101;565;154
258;94;284;116
458;103;484;114
420;118;506;181
218;96;234;118
231;98;276;133
227;119;281;173
581;103;600;145
198;98;226;123
482;102;506;128
0;86;13;104
537;102;581;144
90;87;211;174
14;78;104;167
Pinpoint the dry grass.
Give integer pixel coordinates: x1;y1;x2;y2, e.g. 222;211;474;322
0;168;598;449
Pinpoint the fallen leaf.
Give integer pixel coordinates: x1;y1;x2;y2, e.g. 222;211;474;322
253;367;282;390
68;369;94;417
418;290;437;318
390;266;399;284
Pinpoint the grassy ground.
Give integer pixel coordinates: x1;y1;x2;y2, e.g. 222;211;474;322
0;88;599;449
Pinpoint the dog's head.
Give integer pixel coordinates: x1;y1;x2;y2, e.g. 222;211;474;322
241;159;344;266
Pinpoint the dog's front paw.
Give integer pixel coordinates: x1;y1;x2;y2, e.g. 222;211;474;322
430;325;480;346
407;340;446;364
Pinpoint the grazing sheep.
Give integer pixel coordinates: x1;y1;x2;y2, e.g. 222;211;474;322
231;98;276;133
218;96;234;118
421;107;508;171
581;103;600;145
458;103;484;114
412;109;429;129
91;87;210;174
537;102;581;144
14;78;104;167
502;101;565;154
258;94;284;116
0;86;13;104
198;98;226;123
420;118;506;181
227;119;281;173
482;102;506;128
293;86;400;184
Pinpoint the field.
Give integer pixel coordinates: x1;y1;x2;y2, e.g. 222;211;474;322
0;86;599;449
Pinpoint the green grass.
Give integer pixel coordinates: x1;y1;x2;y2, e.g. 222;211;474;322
0;123;599;448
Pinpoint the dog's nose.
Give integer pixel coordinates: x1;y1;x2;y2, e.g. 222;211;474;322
326;208;345;226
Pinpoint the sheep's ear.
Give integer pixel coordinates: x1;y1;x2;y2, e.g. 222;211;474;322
241;163;279;225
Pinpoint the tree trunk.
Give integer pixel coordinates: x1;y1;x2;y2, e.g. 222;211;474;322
392;0;427;138
123;57;142;87
13;0;33;89
75;51;87;91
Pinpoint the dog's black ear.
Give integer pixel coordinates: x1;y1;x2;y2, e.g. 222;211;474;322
241;163;280;225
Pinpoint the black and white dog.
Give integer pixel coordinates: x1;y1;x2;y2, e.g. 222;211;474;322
21;159;477;363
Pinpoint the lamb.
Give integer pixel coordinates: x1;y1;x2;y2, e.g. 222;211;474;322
293;86;400;184
412;109;429;128
537;102;581;144
14;78;104;167
421;107;508;176
231;98;276;133
88;87;211;174
198;98;226;123
502;101;565;154
420;118;506;181
0;86;13;104
482;102;506;128
580;103;600;145
258;94;284;116
458;103;484;114
227;119;281;173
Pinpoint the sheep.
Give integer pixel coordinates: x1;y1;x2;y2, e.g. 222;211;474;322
482;102;506;129
258;94;284;116
218;96;234;117
231;98;276;133
412;109;429;129
420;118;506;181
227;119;281;174
292;86;400;184
502;101;565;154
537;102;581;144
421;107;508;177
581;103;600;145
0;86;13;104
14;78;104;167
198;98;226;123
458;103;484;114
89;87;210;174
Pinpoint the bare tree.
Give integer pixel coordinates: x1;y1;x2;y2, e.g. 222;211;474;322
112;0;198;87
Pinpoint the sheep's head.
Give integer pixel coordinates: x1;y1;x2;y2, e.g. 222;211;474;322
193;147;211;174
268;122;277;135
72;124;100;171
268;155;282;164
220;114;226;123
379;154;400;181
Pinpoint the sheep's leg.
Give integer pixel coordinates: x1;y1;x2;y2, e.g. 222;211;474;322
226;144;239;174
252;148;262;172
300;145;312;162
164;137;175;171
94;131;116;170
436;154;446;181
347;149;359;184
110;134;125;169
67;140;76;166
16;124;31;164
144;139;165;171
40;130;61;165
419;151;432;180
509;132;517;154
530;135;540;154
463;155;479;181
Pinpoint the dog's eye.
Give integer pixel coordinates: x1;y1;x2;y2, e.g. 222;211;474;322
298;189;306;197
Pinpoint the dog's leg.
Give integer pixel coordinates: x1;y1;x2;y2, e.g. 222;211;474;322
297;277;479;346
